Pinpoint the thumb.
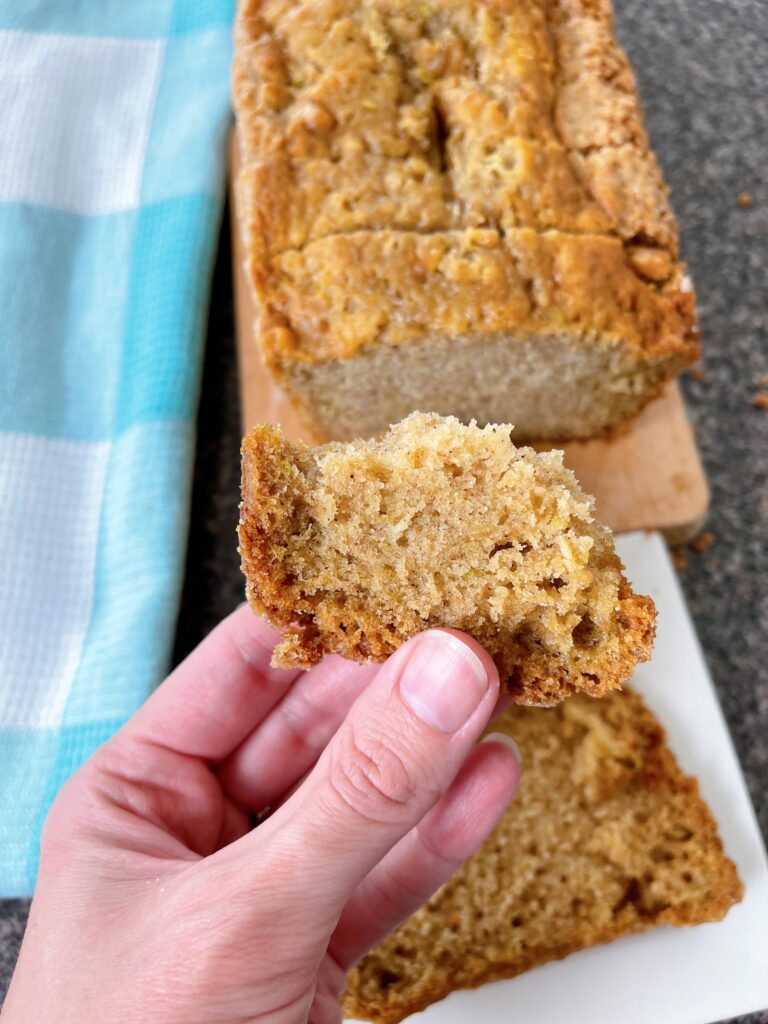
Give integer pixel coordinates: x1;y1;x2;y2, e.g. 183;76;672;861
251;629;500;915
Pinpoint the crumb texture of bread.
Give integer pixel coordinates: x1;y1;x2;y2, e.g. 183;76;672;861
233;0;699;441
239;413;655;704
343;687;744;1023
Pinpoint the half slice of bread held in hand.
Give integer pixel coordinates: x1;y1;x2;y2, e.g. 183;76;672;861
343;688;744;1023
239;413;655;705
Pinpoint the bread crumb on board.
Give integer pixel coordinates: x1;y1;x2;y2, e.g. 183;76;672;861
752;393;768;409
736;191;753;207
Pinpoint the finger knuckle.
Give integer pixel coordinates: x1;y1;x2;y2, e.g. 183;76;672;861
329;724;418;825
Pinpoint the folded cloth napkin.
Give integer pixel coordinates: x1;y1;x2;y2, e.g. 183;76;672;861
0;1;235;895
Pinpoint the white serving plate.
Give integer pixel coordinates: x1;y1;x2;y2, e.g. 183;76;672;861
346;531;768;1024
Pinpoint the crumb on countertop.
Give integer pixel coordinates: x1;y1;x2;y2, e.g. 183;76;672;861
752;393;768;409
737;191;753;207
690;531;715;554
671;546;687;572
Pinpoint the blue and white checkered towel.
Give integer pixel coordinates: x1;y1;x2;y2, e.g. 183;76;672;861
0;1;235;895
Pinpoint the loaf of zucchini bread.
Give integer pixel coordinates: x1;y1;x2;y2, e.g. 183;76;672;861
233;0;699;441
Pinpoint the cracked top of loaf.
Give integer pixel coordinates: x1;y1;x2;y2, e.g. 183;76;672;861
233;0;698;366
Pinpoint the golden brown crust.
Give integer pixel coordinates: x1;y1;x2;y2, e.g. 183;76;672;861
239;414;656;705
253;228;697;366
343;687;744;1023
233;0;698;384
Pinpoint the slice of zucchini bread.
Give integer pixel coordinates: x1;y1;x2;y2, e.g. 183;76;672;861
239;413;655;705
344;687;743;1023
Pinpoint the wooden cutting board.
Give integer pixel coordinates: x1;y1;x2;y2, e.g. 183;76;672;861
229;136;708;543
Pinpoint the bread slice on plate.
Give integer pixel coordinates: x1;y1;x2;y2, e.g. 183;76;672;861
343;687;744;1023
239;413;655;705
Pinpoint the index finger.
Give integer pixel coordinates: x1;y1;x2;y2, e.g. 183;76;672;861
233;630;500;914
121;604;301;762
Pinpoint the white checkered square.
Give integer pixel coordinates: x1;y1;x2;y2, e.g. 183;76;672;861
0;433;109;728
0;30;163;214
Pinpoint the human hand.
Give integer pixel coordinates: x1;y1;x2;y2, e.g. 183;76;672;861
2;605;520;1024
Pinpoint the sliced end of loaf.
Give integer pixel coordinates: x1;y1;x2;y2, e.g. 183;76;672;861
276;328;692;444
239;413;655;705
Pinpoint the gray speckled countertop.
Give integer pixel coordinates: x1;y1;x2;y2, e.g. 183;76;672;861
1;1;766;1019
